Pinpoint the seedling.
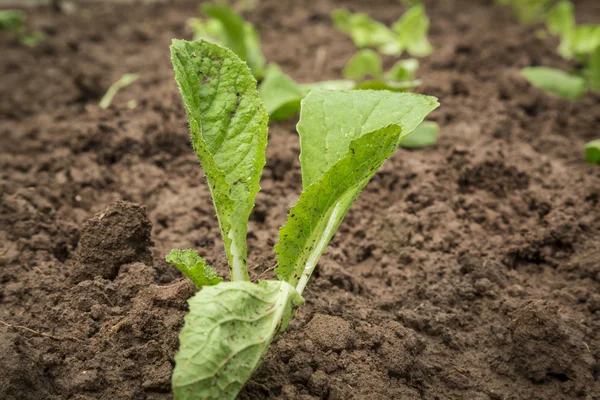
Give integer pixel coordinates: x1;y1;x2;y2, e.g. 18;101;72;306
332;4;432;56
519;1;600;100
187;1;265;79
168;39;439;399
98;73;139;109
0;9;46;47
495;0;552;24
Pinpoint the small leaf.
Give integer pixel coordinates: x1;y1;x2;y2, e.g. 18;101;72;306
188;17;226;43
166;249;222;289
170;40;268;281
545;0;574;39
384;58;419;82
275;90;438;288
331;8;401;55
0;9;25;35
259;65;354;121
343;49;383;80
196;3;266;79
258;64;306;121
585;139;600;164
391;5;433;57
400;121;440;148
499;0;550;24
521;67;586;100
172;280;303;400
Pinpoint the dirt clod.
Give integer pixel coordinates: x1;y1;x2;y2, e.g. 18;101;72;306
72;200;154;282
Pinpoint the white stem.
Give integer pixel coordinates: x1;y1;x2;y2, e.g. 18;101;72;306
229;236;250;282
295;201;344;295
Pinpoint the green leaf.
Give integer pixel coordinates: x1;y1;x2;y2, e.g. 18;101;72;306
19;31;46;47
585;139;600;164
499;0;550;24
331;8;402;55
570;25;600;59
391;5;433;57
166;249;223;289
521;67;586;100
172;280;303;400
545;0;574;39
189;17;226;43
400;121;440;148
0;9;25;35
343;49;383;80
384;58;419;81
275;90;438;289
196;3;266;79
258;64;306;121
585;46;600;92
170;40;268;281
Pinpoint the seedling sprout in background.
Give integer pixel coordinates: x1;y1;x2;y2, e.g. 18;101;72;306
0;9;46;47
168;39;438;399
332;4;432;57
496;0;600;100
187;1;265;78
99;73;140;109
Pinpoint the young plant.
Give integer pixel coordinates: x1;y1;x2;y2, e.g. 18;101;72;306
495;0;552;24
332;4;433;57
98;73;140;109
168;39;439;399
0;9;46;47
519;1;600;100
187;1;265;79
344;49;421;91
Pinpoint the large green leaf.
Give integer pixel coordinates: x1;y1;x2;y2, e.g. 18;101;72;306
391;5;433;57
173;280;303;400
521;66;586;100
275;90;438;289
170;40;268;281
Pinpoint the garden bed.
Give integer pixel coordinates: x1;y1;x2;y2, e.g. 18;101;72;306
1;0;599;399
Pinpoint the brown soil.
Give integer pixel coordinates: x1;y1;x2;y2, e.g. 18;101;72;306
1;0;599;399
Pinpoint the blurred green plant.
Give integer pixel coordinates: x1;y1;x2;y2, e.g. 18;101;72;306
99;73;140;109
332;5;433;57
0;9;46;47
187;1;265;79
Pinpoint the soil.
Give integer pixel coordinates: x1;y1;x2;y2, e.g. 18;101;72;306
1;0;599;399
